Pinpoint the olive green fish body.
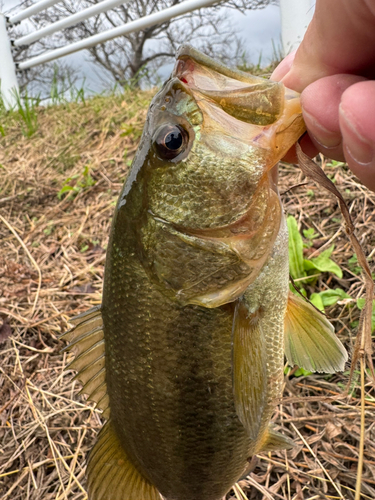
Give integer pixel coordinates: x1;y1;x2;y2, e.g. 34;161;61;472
103;220;250;500
62;45;348;500
102;191;288;500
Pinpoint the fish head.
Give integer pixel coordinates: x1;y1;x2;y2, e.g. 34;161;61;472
136;44;305;232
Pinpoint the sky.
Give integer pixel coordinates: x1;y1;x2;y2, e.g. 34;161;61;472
2;1;282;93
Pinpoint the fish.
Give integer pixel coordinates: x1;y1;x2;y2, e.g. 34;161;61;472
61;45;348;500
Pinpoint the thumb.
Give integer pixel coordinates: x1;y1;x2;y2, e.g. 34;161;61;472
280;0;375;92
339;81;375;191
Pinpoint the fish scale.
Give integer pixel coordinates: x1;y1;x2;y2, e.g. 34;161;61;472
103;237;251;500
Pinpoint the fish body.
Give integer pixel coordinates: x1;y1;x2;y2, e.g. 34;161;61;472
63;46;347;500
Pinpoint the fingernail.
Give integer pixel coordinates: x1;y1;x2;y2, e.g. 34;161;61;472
303;110;341;148
339;106;374;164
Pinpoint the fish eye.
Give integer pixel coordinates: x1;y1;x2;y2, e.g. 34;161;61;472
154;125;188;160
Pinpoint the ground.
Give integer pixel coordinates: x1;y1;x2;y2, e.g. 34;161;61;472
0;88;375;500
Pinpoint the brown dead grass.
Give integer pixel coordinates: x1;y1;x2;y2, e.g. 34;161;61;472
0;89;375;500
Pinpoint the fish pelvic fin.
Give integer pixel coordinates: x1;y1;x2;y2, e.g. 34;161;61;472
87;421;162;500
284;292;348;373
60;306;110;419
233;300;267;440
257;426;294;453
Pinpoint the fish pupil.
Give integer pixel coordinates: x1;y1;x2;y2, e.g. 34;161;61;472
164;130;183;151
154;124;188;160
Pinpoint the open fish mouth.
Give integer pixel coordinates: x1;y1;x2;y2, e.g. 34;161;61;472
172;44;306;166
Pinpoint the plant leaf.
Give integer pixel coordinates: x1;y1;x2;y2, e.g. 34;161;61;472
311;288;351;311
287;216;305;280
304;244;343;278
310;293;325;311
319;288;350;307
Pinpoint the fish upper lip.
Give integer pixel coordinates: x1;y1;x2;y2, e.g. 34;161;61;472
174;43;267;87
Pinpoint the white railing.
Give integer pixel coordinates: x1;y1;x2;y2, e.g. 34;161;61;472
8;0;62;25
0;0;315;109
14;0;134;47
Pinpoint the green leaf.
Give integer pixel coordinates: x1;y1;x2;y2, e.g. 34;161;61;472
289;284;307;297
348;254;362;275
310;288;350;312
284;366;313;377
311;288;351;311
287;216;305;280
303;228;319;240
349;254;358;265
310;293;325;311
357;298;366;309
57;185;74;199
294;367;314;377
304;244;343;278
319;288;350;306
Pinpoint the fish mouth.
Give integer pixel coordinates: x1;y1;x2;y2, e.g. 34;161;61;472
172;44;306;165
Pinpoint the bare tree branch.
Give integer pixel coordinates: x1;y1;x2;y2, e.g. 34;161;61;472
6;0;275;92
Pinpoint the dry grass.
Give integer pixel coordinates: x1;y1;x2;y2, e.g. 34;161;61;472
0;88;374;500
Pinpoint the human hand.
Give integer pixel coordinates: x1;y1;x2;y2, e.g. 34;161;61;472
271;0;375;191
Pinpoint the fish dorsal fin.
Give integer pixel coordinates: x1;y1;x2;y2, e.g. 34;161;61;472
233;300;267;440
258;426;294;453
284;292;348;373
61;306;110;418
87;421;161;500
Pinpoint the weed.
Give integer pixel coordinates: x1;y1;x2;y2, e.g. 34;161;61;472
288;215;343;288
49;66;87;105
326;159;346;168
58;165;96;200
310;288;350;311
302;227;319;248
50;67;61;106
284;366;313;377
43;225;55;236
70;79;86;104
121;123;143;140
14;91;40;137
348;254;362;275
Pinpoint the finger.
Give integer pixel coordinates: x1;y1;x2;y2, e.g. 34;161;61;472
271;51;296;82
339;80;375;191
301;74;366;162
281;0;375;92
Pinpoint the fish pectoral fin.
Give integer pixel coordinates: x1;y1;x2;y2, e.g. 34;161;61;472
87;422;161;500
233;300;267;440
258;426;294;453
60;306;110;418
284;292;348;373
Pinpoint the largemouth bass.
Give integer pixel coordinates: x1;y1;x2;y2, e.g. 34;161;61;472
62;45;347;500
